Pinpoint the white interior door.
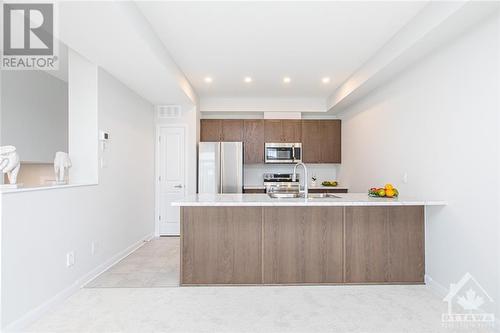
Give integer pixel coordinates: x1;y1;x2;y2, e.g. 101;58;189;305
158;126;185;235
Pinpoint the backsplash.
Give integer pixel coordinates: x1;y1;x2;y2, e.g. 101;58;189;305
244;164;338;186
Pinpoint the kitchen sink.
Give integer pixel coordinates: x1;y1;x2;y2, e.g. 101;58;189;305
307;193;341;199
268;192;341;199
268;192;301;198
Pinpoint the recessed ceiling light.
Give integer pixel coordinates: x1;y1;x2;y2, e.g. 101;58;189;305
283;77;291;83
244;77;252;83
204;77;213;83
322;77;331;84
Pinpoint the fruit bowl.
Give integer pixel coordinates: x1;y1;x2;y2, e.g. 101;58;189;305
321;181;338;187
368;184;399;198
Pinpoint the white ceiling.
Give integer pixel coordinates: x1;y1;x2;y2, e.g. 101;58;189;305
137;1;427;99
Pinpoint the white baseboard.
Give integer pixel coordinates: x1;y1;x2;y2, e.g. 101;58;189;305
424;274;448;298
3;233;155;333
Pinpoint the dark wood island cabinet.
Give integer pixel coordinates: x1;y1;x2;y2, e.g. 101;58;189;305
178;199;428;286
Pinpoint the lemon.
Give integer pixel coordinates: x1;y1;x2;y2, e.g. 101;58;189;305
377;189;386;197
385;183;394;190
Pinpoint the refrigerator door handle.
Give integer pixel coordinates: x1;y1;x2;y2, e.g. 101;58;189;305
220;144;224;194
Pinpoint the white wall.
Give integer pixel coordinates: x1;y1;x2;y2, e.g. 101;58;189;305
200;97;326;113
68;50;99;184
1;70;68;163
1;68;155;329
339;13;500;318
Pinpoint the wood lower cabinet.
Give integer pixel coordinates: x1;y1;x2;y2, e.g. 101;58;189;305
263;207;343;284
344;206;424;283
344;207;389;283
180;205;424;285
243;188;266;194
309;188;348;194
387;206;425;282
243;120;264;163
181;207;262;284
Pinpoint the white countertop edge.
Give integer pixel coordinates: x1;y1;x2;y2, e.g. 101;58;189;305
244;185;349;190
1;183;98;194
172;201;446;207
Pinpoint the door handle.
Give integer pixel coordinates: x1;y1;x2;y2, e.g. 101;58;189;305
174;184;183;189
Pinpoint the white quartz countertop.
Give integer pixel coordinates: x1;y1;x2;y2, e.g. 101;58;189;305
172;193;446;207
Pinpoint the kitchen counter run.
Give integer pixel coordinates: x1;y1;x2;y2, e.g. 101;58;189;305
243;185;350;190
172;193;446;207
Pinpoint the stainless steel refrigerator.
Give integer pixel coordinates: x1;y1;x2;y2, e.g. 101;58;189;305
198;142;243;194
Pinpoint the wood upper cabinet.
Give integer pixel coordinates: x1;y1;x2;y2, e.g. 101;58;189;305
264;120;302;143
200;119;222;141
221;120;243;141
264;120;283;142
320;120;341;163
301;120;322;163
282;120;302;142
243;120;264;164
302;120;341;163
201;119;341;163
200;119;243;142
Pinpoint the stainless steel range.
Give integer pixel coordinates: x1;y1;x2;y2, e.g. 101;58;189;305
263;173;300;194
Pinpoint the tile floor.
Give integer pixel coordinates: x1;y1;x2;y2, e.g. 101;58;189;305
85;237;179;288
25;237;495;333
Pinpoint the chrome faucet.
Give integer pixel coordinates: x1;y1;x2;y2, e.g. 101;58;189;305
292;162;308;198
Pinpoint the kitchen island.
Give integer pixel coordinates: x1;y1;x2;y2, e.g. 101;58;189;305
172;193;445;286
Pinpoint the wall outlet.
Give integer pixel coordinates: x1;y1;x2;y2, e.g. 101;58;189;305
403;172;408;184
66;251;75;267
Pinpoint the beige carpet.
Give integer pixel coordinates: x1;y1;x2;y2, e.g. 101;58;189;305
85;237;180;288
26;285;491;333
28;237;495;333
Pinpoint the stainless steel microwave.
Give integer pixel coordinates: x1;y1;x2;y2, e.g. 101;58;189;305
265;143;302;164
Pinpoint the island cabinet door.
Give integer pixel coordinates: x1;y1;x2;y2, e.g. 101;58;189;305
181;207;262;285
262;207;343;284
344;206;424;283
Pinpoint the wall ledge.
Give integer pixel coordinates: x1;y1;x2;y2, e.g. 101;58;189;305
1;183;98;195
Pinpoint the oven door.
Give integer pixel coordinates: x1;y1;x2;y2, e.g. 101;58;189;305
265;143;301;163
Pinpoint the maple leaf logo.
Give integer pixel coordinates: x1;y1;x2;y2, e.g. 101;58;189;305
457;289;484;311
